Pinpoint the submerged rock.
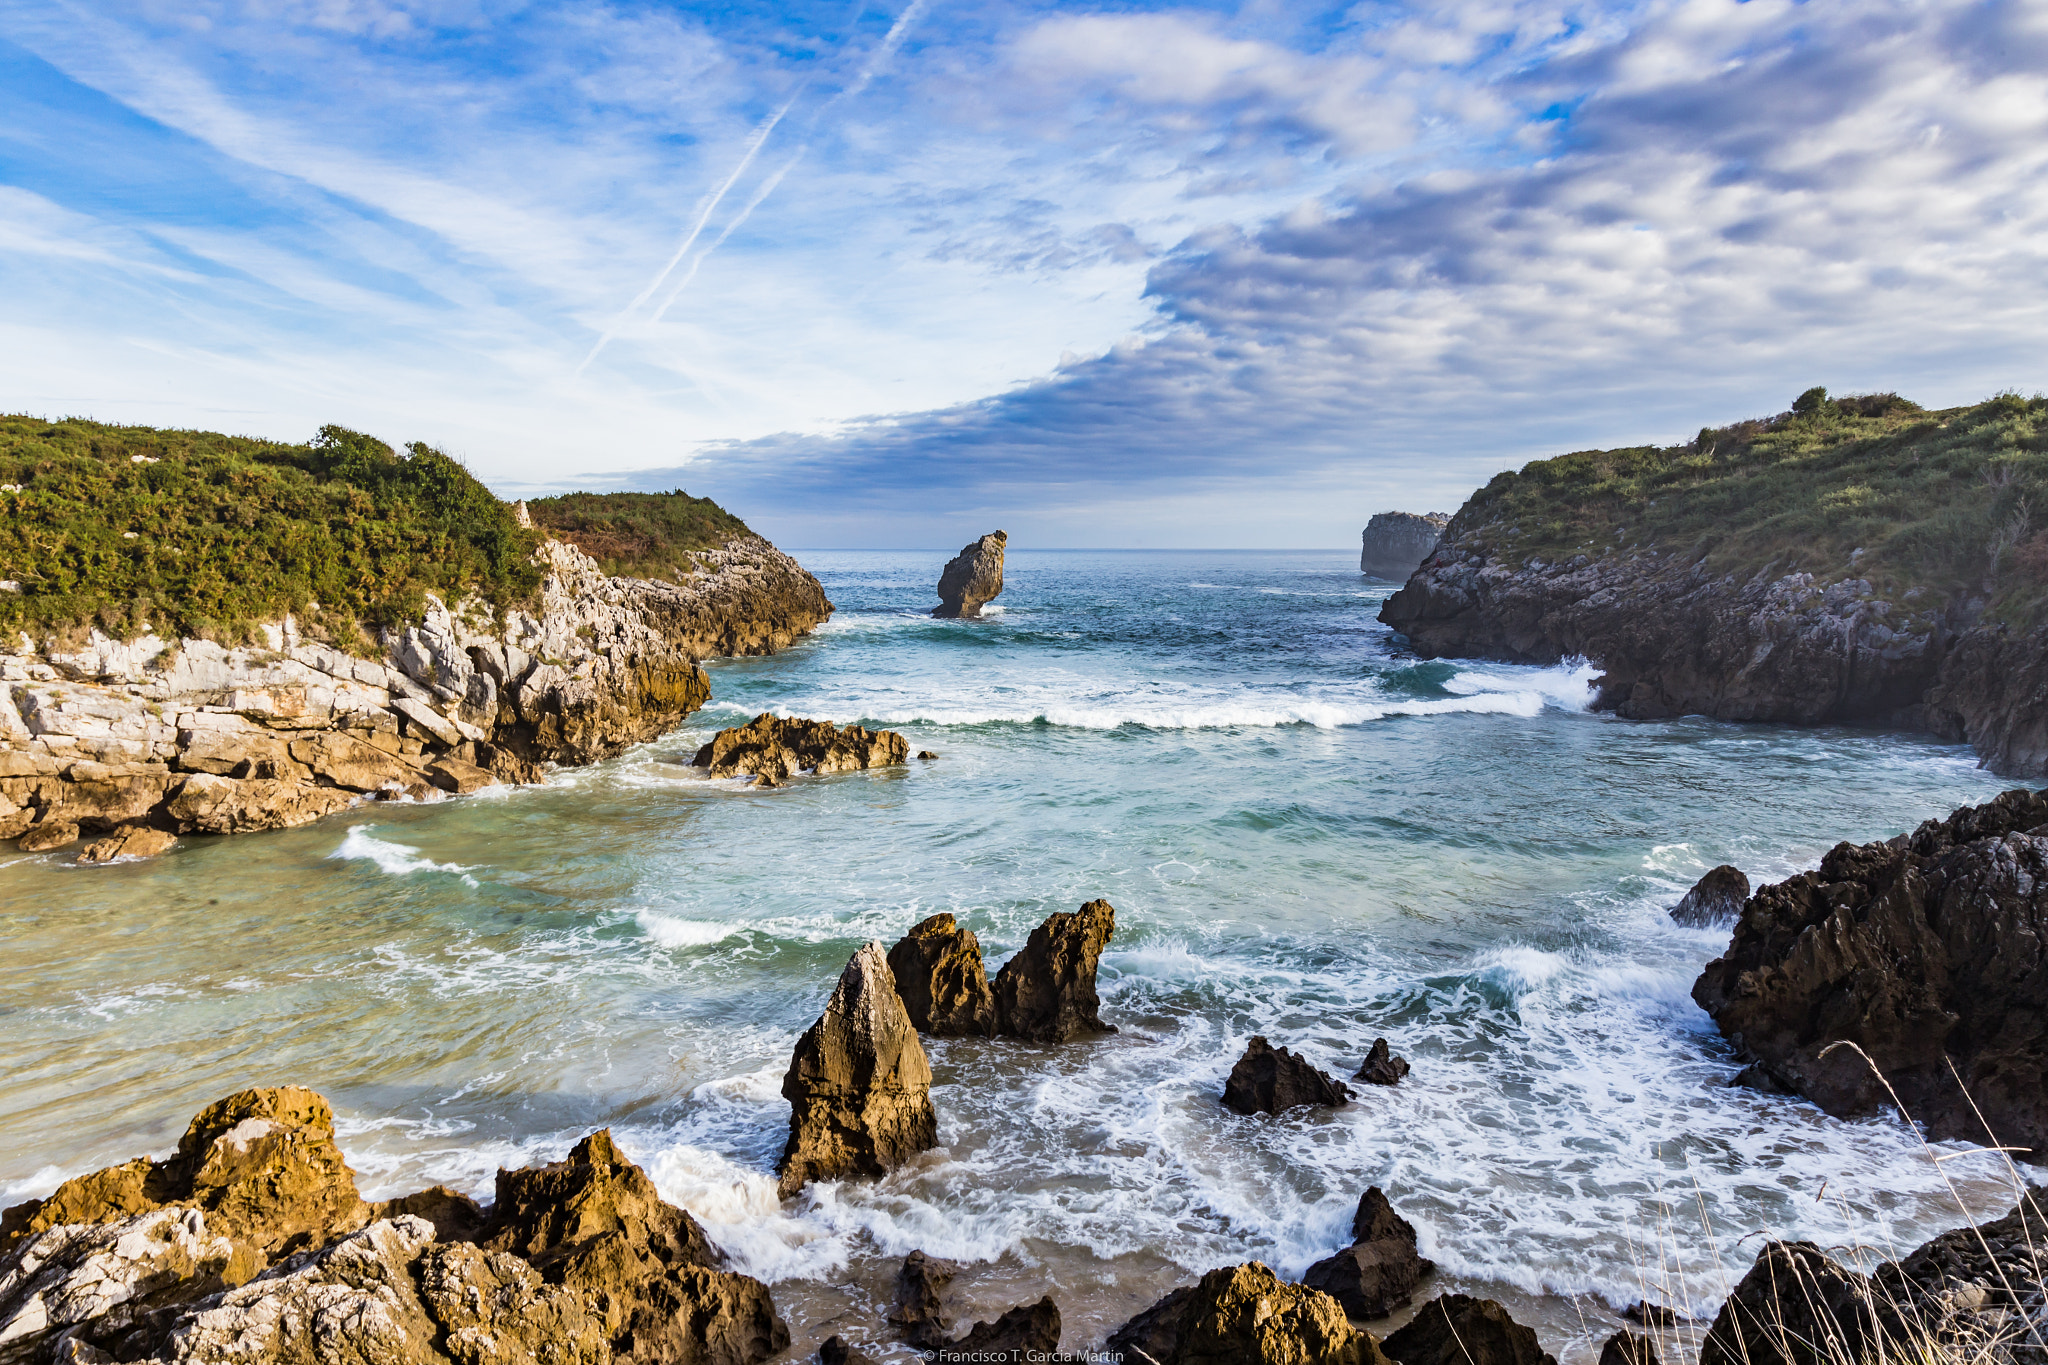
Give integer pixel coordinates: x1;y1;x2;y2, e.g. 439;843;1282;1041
1353;1038;1410;1086
1361;512;1450;581
1301;1188;1432;1319
776;943;938;1198
692;714;908;787
1669;865;1750;927
1223;1037;1352;1115
887;914;998;1037
1382;1294;1558;1365
991;899;1118;1042
1106;1261;1385;1365
932;531;1007;619
887;1249;955;1349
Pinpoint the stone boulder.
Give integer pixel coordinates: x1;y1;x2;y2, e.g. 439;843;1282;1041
952;1296;1060;1357
1691;788;2048;1157
1599;1331;1661;1365
1223;1038;1352;1115
77;826;176;864
1301;1188;1432;1319
1106;1261;1386;1365
0;1207;238;1363
1669;865;1750;927
1696;1241;1872;1365
1353;1038;1409;1086
16;821;78;853
819;1338;883;1365
1361;512;1449;581
991;900;1117;1043
932;532;1007;619
776;943;938;1198
887;1249;954;1349
164;774;358;835
887;914;997;1037
1382;1294;1557;1365
692;714;908;787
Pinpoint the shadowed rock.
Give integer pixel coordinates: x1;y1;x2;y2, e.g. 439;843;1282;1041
1353;1038;1410;1086
1697;1242;1872;1365
932;531;1007;619
1669;865;1750;927
887;914;998;1037
1624;1303;1683;1328
1383;1294;1558;1365
1302;1188;1432;1319
777;943;938;1198
819;1337;883;1365
992;899;1117;1042
887;1249;955;1349
1223;1037;1352;1115
1361;512;1450;581
1106;1261;1387;1365
952;1295;1061;1357
692;713;908;787
1600;1331;1662;1365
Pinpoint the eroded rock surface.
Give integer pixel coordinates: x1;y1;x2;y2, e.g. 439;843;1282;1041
1353;1039;1409;1087
886;1251;954;1349
1361;513;1449;581
691;715;907;788
932;532;1006;619
1670;866;1750;927
776;944;937;1198
951;1296;1059;1358
1696;1241;1872;1365
887;915;997;1037
1223;1038;1351;1115
1106;1262;1384;1365
991;900;1117;1043
1301;1188;1432;1319
1382;1294;1557;1365
1599;1331;1661;1365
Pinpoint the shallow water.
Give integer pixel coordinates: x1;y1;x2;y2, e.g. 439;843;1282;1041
0;548;2032;1361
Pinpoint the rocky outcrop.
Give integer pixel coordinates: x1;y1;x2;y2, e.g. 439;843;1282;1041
1669;866;1749;927
691;715;907;788
886;1251;954;1349
1691;788;2048;1158
1383;1294;1557;1365
1361;513;1449;581
818;1338;881;1365
1301;1188;1432;1319
1353;1038;1409;1086
887;915;998;1037
1222;1038;1351;1115
1;534;830;856
1106;1262;1385;1365
776;943;938;1198
932;532;1006;619
1696;1241;1874;1365
991;899;1117;1042
1599;1331;1661;1365
952;1297;1061;1357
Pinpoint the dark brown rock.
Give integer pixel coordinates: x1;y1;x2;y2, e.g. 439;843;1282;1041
818;1337;883;1365
1382;1294;1557;1365
693;714;909;786
1599;1331;1661;1365
933;531;1007;619
916;750;938;760
887;1249;955;1348
1690;788;2048;1158
888;914;998;1037
1353;1038;1409;1086
1302;1189;1432;1319
1106;1262;1386;1365
776;943;938;1198
991;899;1117;1042
17;819;79;852
1696;1242;1871;1365
1669;865;1750;927
1622;1302;1682;1328
1223;1037;1352;1115
374;1184;486;1243
952;1295;1060;1357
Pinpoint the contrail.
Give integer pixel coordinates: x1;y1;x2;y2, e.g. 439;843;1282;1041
650;151;806;325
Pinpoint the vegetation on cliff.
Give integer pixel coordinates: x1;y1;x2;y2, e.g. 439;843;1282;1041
1452;389;2048;627
522;489;750;582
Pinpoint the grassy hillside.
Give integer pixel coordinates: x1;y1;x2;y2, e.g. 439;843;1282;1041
1455;389;2048;627
523;490;749;581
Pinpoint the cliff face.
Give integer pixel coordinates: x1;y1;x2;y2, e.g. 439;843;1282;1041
1360;512;1448;581
0;534;831;852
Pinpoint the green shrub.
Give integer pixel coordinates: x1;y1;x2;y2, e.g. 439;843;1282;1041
522;490;750;581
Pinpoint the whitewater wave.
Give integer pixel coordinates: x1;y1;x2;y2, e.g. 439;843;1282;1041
635;911;741;949
329;827;478;886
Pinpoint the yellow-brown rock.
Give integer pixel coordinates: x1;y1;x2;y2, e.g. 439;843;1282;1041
692;714;907;787
887;914;997;1037
1108;1262;1387;1365
992;899;1118;1042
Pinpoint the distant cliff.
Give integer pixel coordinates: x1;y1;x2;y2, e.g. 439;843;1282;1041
1361;512;1449;579
1379;390;2048;775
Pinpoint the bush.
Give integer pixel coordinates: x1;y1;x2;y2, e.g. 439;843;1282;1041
522;490;750;581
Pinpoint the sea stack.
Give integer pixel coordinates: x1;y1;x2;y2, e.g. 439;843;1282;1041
933;531;1007;618
1361;512;1449;581
992;899;1117;1042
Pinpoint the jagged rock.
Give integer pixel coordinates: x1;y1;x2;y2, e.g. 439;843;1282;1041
1382;1294;1557;1365
1361;512;1449;581
991;900;1117;1043
1869;1197;2048;1357
818;1337;882;1365
932;532;1006;619
776;943;937;1198
1669;866;1750;927
17;821;78;853
1691;788;2048;1157
1599;1331;1661;1365
887;915;997;1037
1223;1038;1351;1115
373;1186;485;1244
1696;1242;1871;1365
1301;1188;1432;1319
916;751;938;761
286;732;416;793
952;1296;1060;1356
692;715;908;787
425;757;497;795
1106;1262;1384;1365
887;1250;954;1348
0;1208;236;1364
1623;1303;1682;1328
164;775;357;835
77;827;176;864
1353;1039;1409;1086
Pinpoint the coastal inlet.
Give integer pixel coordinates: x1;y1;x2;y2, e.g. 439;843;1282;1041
0;548;2029;1360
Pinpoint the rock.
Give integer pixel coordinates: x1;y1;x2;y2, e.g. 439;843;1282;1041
0;1208;237;1363
916;750;938;761
1669;865;1749;927
1301;1188;1432;1319
887;914;998;1037
1223;1038;1352;1115
1353;1038;1409;1086
287;732;417;793
951;1295;1060;1357
425;756;498;795
775;943;937;1198
1868;1197;2048;1353
692;714;909;786
1361;512;1449;581
165;774;358;835
373;1185;486;1243
887;1249;954;1349
818;1337;882;1365
1382;1294;1557;1365
1107;1262;1384;1365
1696;1242;1871;1365
76;826;176;863
1599;1331;1661;1365
1690;788;2048;1157
991;899;1117;1043
1622;1302;1682;1328
17;820;78;853
932;531;1007;619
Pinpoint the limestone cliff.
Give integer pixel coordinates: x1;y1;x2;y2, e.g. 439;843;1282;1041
0;534;831;855
1360;512;1448;581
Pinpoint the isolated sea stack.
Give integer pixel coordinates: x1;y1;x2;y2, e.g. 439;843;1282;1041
1361;512;1449;581
933;531;1007;618
992;898;1117;1042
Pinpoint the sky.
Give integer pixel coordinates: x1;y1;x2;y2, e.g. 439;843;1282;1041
2;0;2044;547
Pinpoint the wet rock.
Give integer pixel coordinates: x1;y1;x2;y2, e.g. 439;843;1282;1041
1353;1038;1409;1086
932;531;1006;619
1382;1294;1557;1365
776;943;937;1198
818;1337;882;1365
1599;1331;1661;1365
1107;1261;1384;1365
1669;866;1750;927
1696;1242;1871;1365
887;914;997;1037
17;821;79;853
1223;1038;1351;1115
1869;1197;2048;1355
952;1295;1060;1357
887;1249;954;1348
1301;1188;1432;1319
916;750;938;761
991;899;1117;1043
1622;1303;1682;1328
76;826;176;864
1691;788;2048;1157
692;714;908;786
1361;512;1449;581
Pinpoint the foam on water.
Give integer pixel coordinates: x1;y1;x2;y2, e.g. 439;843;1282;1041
330;825;479;885
634;911;741;949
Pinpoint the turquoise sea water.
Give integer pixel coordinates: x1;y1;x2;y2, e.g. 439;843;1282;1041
0;548;2030;1358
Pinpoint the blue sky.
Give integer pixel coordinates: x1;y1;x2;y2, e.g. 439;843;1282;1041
2;0;2044;546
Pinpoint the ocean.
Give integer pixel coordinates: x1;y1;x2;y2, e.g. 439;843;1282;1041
0;548;2030;1359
